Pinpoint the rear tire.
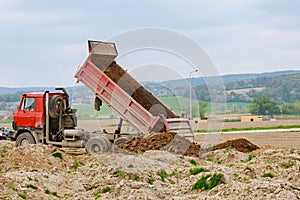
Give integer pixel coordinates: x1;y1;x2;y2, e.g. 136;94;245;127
16;132;36;147
85;136;109;154
112;137;128;151
113;137;128;146
49;95;65;118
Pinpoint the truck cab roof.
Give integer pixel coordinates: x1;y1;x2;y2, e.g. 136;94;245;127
23;91;64;98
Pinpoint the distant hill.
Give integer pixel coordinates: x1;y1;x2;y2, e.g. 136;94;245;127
0;70;299;104
0;87;54;95
158;70;300;87
146;70;300;103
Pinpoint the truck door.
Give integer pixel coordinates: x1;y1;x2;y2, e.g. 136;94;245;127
17;97;36;128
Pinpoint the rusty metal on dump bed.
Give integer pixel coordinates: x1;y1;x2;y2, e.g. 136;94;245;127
75;41;194;141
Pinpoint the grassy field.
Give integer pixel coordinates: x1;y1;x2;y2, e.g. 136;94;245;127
72;96;251;119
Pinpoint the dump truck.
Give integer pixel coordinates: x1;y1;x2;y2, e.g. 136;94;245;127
12;40;194;153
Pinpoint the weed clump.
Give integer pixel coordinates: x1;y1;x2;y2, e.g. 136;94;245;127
192;173;224;190
18;192;27;199
148;177;155;185
52;152;63;160
190;159;197;166
157;170;175;183
263;172;275;178
26;184;38;190
280;161;295;168
189;167;205;176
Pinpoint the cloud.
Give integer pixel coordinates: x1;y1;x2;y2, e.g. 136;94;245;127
0;0;299;86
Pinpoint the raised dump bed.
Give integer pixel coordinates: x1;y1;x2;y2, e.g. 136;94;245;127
75;41;194;140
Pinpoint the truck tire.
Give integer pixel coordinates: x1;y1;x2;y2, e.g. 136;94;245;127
112;137;128;151
101;136;112;151
49;95;65;118
16;132;36;147
85;136;109;154
86;132;112;151
113;137;128;146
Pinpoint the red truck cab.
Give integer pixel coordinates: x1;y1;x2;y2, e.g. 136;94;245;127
11;88;77;147
13;92;45;129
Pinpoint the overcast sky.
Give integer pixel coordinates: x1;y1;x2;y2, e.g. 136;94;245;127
0;0;299;87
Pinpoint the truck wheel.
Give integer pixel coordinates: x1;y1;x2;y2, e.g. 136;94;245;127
49;95;65;118
112;137;128;151
85;136;109;154
113;137;128;146
101;136;112;151
16;132;36;147
86;132;112;151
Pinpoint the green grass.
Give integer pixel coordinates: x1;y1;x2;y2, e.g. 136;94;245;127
280;161;295;168
52;152;63;160
73;160;79;172
263;172;275;178
0;119;12;124
18;193;27;199
133;175;140;181
73;104;113;119
157;171;168;182
224;119;241;122
26;184;38;190
147;177;155;185
189;159;197;166
156;170;175;183
244;154;254;163
226;146;233;151
7;184;17;191
116;171;124;177
127;164;134;168
196;125;300;133
45;189;58;196
189;167;205;175
101;186;111;193
192;173;224;190
0;97;250;123
160;97;250;116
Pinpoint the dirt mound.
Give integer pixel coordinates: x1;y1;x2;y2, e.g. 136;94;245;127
104;61;177;119
0;143;73;172
120;132;201;157
214;138;259;153
1;140;299;199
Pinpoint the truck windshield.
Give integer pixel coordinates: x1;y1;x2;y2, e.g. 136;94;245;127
21;97;36;111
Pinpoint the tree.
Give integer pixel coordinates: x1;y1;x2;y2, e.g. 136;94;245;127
281;103;300;115
198;100;208;119
249;96;280;115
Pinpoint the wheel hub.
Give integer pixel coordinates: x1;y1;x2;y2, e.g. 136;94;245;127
20;139;30;146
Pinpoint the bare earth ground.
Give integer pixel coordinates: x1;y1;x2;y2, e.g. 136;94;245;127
74;119;300;149
0;120;299;199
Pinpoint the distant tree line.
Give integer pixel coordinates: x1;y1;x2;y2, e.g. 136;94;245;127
249;96;300;115
0;92;23;103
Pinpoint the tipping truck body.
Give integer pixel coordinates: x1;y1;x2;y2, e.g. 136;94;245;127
75;40;194;140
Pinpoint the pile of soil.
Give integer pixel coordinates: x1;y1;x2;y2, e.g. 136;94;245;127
120;132;201;157
104;61;177;118
121;133;260;157
0;143;73;172
214;138;259;153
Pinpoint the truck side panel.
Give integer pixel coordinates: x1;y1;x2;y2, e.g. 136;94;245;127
75;59;162;134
